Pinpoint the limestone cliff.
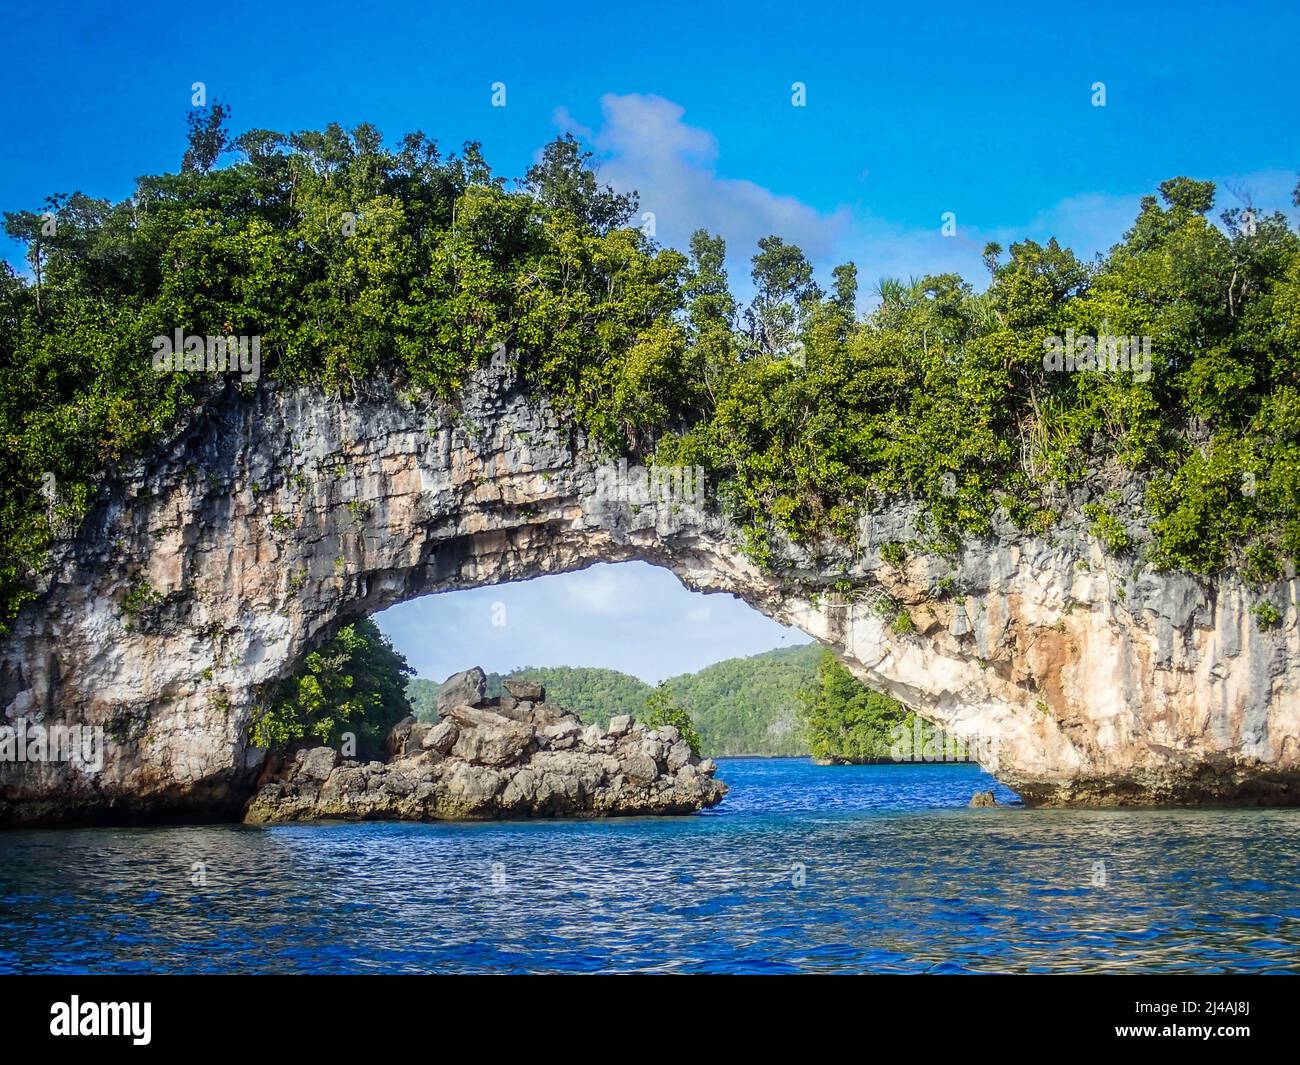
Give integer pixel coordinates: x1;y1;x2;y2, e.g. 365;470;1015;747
1;356;1297;824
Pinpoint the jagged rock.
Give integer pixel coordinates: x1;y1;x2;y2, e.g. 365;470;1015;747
403;722;434;757
422;720;458;754
503;678;545;701
386;716;417;758
296;746;339;782
530;702;569;727
623;752;659;785
607;715;632;738
242;668;727;824
540;720;582;750
970;790;998;808
445;705;532;767
438;668;487;713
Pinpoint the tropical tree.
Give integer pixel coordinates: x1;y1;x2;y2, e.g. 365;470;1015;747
251;619;414;759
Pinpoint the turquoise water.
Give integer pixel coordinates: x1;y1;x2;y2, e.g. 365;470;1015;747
1;758;1298;973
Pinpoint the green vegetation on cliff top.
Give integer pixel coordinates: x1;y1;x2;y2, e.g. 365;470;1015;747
3;106;1298;635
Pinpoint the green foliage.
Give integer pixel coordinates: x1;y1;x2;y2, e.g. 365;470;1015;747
1083;501;1132;553
880;540;907;568
796;650;912;764
657;180;1300;579
1;107;1297;644
663;643;822;756
404;677;442;723
0;116;695;634
1251;602;1283;630
121;580;161;619
890;609;917;636
251;618;413;759
642;683;702;756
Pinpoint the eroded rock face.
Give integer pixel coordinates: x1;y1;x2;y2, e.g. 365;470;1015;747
1;355;1298;824
244;679;726;822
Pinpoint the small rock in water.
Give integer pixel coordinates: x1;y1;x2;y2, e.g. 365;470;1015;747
244;666;726;824
970;790;998;808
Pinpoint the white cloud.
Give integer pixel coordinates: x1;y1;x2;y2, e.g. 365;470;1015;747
564;93;849;265
555;94;1298;313
556;564;654;617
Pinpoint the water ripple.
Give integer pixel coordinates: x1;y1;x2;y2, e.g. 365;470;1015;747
1;760;1298;973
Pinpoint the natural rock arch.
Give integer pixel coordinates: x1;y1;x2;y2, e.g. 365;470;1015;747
2;359;1298;823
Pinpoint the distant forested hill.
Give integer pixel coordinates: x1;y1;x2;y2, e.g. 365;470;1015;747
406;644;822;755
664;644;821;756
491;666;652;726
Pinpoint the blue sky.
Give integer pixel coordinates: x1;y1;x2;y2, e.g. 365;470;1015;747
379;563;808;684
4;0;1296;680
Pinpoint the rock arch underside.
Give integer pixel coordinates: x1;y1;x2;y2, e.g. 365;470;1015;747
2;359;1299;824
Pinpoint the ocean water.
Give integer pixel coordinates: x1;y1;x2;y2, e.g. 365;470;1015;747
1;758;1298;974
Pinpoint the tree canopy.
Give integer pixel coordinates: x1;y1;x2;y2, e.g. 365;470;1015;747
2;108;1297;638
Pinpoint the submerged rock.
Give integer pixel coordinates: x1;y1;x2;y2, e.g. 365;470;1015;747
244;669;727;824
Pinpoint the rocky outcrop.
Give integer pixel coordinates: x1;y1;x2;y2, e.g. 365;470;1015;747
1;353;1298;824
243;669;725;822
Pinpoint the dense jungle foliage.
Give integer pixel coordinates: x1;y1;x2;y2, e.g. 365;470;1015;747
3;106;1298;639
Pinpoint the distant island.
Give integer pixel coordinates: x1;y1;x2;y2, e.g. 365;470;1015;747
407;643;967;763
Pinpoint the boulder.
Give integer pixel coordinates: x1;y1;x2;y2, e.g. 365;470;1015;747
437;667;487;713
666;741;692;772
386;715;416;757
530;701;569;727
970;790;998;808
623;752;659;784
404;722;434;757
296;746;339;782
502;677;545;701
607;715;632;738
540;720;582;750
421;720;459;754
446;706;533;767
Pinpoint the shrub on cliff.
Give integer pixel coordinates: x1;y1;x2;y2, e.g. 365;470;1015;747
642;684;702;757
